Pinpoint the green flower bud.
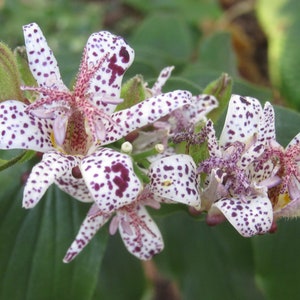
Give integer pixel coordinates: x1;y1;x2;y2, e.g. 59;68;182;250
203;73;233;122
118;75;147;111
0;42;24;102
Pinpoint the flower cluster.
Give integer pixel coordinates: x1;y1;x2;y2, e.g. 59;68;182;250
197;95;300;236
1;23;300;263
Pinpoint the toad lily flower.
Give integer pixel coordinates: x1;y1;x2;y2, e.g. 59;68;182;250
265;133;300;219
131;66;218;151
0;23;192;209
198;95;277;237
151;66;218;135
63;154;200;262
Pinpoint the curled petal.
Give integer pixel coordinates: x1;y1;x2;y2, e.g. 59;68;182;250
63;204;111;263
151;66;174;95
23;23;67;90
148;154;200;209
53;114;68;146
118;205;164;260
220;95;262;147
106;90;192;145
85;31;135;113
81;148;142;213
23;151;80;208
212;194;273;237
0;100;53;152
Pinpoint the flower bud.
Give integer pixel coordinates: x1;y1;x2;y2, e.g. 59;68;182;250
118;75;147;110
0;43;24;102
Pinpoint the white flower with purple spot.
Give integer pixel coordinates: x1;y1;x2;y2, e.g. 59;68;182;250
198;95;277;237
130;66;218;152
262;133;300;219
63;154;200;262
151;66;218;135
0;23;192;209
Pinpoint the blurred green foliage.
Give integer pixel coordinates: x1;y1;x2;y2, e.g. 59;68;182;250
257;0;300;109
1;0;300;300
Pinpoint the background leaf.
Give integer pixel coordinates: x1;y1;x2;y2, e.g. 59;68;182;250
155;211;265;300
256;0;300;109
0;158;107;300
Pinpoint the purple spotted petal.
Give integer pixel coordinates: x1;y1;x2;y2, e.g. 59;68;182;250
151;66;174;95
182;94;218;124
287;132;300;149
0;100;53;152
23;151;80;208
55;169;94;203
220;95;262;147
205;120;222;157
118;205;164;260
238;141;264;169
23;23;67;90
258;102;276;143
148;154;200;208
81;147;141;213
103;90;192;145
212;194;273;237
85;31;135;113
63;204;111;263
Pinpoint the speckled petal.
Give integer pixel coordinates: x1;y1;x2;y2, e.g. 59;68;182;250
148;154;200;208
238;141;264;169
0;100;53;152
103;90;192;145
151;66;174;95
258;101;276;143
183;94;218;124
205;120;222;157
55;170;94;203
287;132;300;149
23;151;80;208
85;31;135;113
63;204;111;263
81;147;142;213
23;23;67;89
118;205;164;260
212;194;273;237
220;95;262;147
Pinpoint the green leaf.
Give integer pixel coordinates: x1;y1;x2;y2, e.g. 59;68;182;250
93;234;147;300
0;150;36;172
130;13;194;65
0;161;107;300
253;219;300;300
197;31;239;76
274;105;300;146
122;0;221;24
256;0;300;109
155;211;265;300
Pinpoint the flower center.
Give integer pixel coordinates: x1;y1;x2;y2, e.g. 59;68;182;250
22;48;123;155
